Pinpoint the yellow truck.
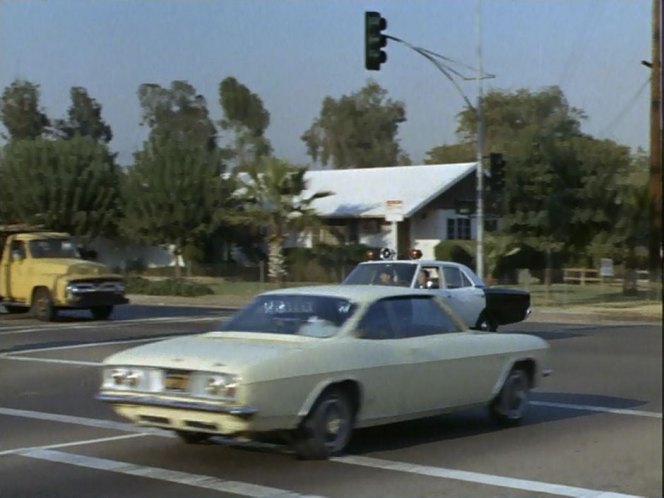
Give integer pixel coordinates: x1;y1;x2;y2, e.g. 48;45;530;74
0;225;129;321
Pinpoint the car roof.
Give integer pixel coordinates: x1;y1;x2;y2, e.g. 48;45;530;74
357;259;469;269
259;284;433;303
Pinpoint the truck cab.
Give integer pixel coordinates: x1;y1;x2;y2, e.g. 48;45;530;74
1;226;128;321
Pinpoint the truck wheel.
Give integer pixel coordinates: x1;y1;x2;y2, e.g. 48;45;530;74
31;288;56;321
91;306;113;320
292;388;354;460
4;305;29;314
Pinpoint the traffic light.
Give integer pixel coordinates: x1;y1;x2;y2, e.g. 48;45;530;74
488;153;506;191
365;12;387;71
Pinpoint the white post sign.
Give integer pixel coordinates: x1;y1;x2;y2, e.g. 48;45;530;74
385;200;403;253
385;200;404;222
600;258;614;278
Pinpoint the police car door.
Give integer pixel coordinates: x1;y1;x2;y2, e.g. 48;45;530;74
439;264;485;329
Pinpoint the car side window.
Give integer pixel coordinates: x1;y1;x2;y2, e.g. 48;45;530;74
356;300;395;340
442;266;473;289
357;296;464;340
390;296;462;338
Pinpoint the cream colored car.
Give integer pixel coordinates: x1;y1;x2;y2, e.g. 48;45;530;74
97;285;551;459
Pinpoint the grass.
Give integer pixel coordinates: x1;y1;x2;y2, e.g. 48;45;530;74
189;276;661;309
513;282;661;308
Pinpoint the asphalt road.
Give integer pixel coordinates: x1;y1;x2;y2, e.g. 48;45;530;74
0;304;661;498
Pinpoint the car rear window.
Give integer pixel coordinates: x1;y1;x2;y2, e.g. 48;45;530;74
221;294;357;338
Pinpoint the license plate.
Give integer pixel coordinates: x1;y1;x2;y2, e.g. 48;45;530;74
164;371;190;391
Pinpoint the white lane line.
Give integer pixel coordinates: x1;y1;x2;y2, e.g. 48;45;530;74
333;455;645;498
4;336;166;355
0;316;219;336
0;433;150;457
0;406;170;435
0;355;101;366
20;449;325;498
0;406;651;497
531;400;662;419
0;335;188;365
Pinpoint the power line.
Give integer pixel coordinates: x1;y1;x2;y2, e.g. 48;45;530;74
558;0;605;87
598;76;650;137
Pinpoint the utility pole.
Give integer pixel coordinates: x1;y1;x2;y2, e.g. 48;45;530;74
475;0;485;280
648;0;662;289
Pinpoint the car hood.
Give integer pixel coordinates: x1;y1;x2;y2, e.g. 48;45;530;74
103;331;320;373
36;259;118;278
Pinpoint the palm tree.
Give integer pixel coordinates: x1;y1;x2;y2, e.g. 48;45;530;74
235;157;333;284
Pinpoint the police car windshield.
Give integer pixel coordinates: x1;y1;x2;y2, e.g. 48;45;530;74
342;262;416;287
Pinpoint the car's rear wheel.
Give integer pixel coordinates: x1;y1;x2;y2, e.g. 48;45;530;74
476;311;498;332
90;305;113;320
31;288;56;321
490;367;530;425
175;430;211;444
292;389;354;460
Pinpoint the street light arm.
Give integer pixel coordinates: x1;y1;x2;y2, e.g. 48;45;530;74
386;35;477;112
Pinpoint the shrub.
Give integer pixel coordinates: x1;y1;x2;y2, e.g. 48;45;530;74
125;276;214;296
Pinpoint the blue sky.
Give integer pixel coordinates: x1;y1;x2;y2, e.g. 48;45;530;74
0;0;652;167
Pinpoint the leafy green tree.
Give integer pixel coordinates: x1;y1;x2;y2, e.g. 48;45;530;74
302;81;409;168
440;86;642;283
54;87;112;143
138;80;217;150
121;141;232;279
234;157;333;283
218;77;272;169
0;136;120;239
425;142;475;164
0;79;50;140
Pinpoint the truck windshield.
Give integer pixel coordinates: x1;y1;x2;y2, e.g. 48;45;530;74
29;239;80;259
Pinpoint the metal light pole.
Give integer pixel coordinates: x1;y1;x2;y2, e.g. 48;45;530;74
475;0;485;279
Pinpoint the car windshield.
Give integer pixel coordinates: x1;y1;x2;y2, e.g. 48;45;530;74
28;239;80;259
221;294;358;338
342;263;416;287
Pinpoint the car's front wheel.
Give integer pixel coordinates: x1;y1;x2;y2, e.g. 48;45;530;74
490;367;530;425
175;430;211;444
292;389;354;460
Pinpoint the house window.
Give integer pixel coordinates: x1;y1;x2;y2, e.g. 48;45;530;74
447;218;471;240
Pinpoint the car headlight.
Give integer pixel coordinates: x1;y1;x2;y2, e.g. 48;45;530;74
102;367;161;392
189;372;239;401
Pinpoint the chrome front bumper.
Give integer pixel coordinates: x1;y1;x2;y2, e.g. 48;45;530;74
96;393;258;417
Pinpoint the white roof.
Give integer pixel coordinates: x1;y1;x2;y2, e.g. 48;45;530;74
305;162;477;218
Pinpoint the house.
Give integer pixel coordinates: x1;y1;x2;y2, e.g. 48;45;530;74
89;162;488;269
300;162;490;259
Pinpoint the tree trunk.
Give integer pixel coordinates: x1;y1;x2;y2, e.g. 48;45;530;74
267;238;286;287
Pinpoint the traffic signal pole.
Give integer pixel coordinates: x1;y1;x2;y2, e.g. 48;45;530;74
475;0;485;280
363;8;491;277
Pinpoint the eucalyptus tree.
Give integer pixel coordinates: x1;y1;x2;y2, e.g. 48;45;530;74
0;79;50;140
0;136;120;239
53;87;112;143
234;157;333;283
121;140;232;279
138;80;217;150
302;81;409;168
218;77;272;170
